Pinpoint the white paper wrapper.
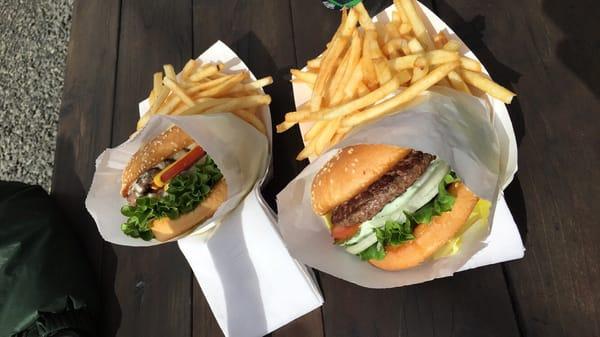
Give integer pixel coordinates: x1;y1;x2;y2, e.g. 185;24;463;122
278;89;505;288
279;2;524;288
85;114;268;246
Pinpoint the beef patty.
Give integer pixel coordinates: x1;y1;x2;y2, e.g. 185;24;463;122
331;150;435;227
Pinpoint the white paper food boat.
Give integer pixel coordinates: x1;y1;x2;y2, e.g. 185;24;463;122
286;2;524;287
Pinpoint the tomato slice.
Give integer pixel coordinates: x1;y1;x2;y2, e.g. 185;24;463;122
158;146;206;185
331;223;360;241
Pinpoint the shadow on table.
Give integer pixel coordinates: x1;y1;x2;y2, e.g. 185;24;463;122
436;0;529;242
50;139;123;337
226;31;308;211
543;0;599;98
100;245;121;337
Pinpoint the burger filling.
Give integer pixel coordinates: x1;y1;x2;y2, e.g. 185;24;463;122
125;146;194;204
325;150;461;260
120;146;223;240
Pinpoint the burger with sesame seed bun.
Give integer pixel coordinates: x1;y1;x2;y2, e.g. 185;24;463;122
311;144;479;271
119;126;227;241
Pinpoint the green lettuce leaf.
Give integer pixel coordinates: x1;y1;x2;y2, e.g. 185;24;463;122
120;155;223;240
358;241;386;260
358;171;459;260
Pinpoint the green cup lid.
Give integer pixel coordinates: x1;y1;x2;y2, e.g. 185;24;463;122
322;0;363;10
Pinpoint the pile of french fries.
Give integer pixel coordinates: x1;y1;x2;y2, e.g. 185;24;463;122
138;59;274;134
279;0;516;160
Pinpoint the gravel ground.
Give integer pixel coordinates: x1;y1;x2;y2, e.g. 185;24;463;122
0;0;73;191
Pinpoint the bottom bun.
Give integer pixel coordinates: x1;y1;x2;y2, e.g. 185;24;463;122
151;179;228;242
369;182;478;271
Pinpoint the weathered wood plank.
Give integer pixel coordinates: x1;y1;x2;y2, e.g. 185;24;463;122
106;0;194;336
191;1;324;336
436;0;600;336
50;1;121;336
290;1;521;336
51;0;120;280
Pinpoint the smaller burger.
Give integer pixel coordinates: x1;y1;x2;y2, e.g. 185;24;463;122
120;126;227;241
311;144;479;270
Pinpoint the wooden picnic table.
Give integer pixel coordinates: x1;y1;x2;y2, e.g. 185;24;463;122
51;0;599;336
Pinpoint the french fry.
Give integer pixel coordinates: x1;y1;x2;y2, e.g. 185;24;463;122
443;39;461;52
181;59;198;79
392;10;403;23
311;35;350;111
366;30;384;59
163;77;195;107
323;76;401;120
208;70;227;79
433;32;448;49
411;57;429;83
407;38;425;54
233;109;266;134
399;0;434;50
156;94;181;116
393;0;410;23
386;23;401;41
307;57;322;69
340;8;358;36
314;117;342;155
331;125;352;145
171;101;192;115
229;76;273;94
153;72;163;94
194;72;248;98
291;69;317;85
327;45;353;101
361;56;378;89
374;59;393;84
149;86;170;115
398;22;412;35
331;31;362;105
343;66;363;98
353;2;375;30
276;120;297;133
163;64;177;81
284;110;321;123
447;71;471;94
137;113;151;130
460;57;482;72
384;38;407;58
343;61;459;126
201;95;272;114
189;64;222;82
296;139;316;160
388;50;459;70
187;74;236;94
459;69;515;103
356;82;369;96
304;120;328;142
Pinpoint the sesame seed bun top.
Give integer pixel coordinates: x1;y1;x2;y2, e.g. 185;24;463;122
120;126;195;197
310;144;412;215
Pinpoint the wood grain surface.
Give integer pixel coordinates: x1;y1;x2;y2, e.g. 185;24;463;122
436;0;600;336
106;0;194;336
51;0;599;336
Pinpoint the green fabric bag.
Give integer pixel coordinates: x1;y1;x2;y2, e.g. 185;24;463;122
0;182;98;337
